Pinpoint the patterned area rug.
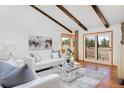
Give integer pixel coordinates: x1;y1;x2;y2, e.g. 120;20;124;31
60;68;108;88
37;67;108;88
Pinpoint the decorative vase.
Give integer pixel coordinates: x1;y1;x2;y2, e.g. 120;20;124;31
68;60;74;67
65;59;74;67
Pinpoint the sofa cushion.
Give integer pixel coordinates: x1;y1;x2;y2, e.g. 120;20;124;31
0;64;35;88
35;54;42;62
35;60;52;70
35;58;63;71
52;52;59;59
52;50;60;59
5;56;18;66
30;51;52;62
29;53;42;62
41;53;51;61
51;58;63;62
0;62;17;80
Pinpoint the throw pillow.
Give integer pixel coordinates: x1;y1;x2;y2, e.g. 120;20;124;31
30;53;42;62
52;50;61;59
34;54;42;62
1;55;18;66
0;64;35;88
7;56;18;66
0;62;17;80
41;53;51;61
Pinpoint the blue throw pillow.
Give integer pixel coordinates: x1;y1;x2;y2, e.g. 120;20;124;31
0;64;35;88
0;62;17;80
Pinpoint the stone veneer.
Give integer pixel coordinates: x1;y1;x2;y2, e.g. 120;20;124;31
121;23;124;45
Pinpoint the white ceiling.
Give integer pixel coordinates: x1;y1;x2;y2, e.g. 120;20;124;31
37;5;80;30
63;5;104;28
98;5;124;25
36;5;124;31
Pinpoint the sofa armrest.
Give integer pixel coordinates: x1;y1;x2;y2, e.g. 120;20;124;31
14;74;60;88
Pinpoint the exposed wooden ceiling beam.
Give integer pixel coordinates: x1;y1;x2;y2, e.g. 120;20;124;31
56;5;87;31
91;5;109;28
30;5;72;33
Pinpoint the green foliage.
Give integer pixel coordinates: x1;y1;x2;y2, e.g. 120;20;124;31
86;38;95;47
62;39;70;45
99;38;109;47
86;37;109;48
66;48;72;63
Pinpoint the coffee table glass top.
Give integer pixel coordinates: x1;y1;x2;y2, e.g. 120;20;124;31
62;63;82;73
54;63;83;83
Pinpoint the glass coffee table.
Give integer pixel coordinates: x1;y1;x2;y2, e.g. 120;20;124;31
54;63;83;83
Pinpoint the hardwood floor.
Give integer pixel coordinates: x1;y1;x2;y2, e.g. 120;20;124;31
78;61;124;88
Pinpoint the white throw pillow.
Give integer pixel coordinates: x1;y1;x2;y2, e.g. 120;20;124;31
2;56;18;66
30;53;42;62
34;54;42;62
52;52;60;59
41;53;51;61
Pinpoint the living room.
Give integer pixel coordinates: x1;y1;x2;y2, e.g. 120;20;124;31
0;4;124;89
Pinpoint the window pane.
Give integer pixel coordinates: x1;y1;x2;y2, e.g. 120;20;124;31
85;36;95;59
98;35;109;61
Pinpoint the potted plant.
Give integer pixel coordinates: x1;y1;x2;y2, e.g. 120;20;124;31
66;48;74;67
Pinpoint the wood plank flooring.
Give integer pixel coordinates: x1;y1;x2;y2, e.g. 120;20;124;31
78;61;124;88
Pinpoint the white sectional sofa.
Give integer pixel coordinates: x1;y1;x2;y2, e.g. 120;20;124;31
35;58;63;71
28;50;65;71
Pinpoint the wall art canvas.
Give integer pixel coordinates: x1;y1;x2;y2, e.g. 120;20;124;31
29;36;52;50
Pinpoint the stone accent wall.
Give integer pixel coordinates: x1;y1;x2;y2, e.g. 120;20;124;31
73;30;79;60
121;23;124;45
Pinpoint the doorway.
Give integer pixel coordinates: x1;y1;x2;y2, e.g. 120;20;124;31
61;33;78;60
83;31;113;65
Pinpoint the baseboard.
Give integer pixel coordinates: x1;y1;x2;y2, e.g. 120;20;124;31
77;60;117;67
77;59;84;61
117;79;124;85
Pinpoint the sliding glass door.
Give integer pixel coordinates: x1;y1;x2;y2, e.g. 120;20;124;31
97;33;112;65
84;31;112;65
85;35;96;60
84;34;97;62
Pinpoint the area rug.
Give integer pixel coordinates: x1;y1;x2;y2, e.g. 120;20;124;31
60;68;108;88
37;67;108;88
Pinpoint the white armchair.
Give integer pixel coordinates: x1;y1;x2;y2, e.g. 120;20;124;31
22;56;61;88
0;57;60;88
14;74;60;88
23;56;37;76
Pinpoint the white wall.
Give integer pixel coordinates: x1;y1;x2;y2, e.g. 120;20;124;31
0;5;70;58
80;24;121;65
0;5;121;65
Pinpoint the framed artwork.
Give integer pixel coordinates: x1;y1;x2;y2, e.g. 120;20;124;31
29;36;52;50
